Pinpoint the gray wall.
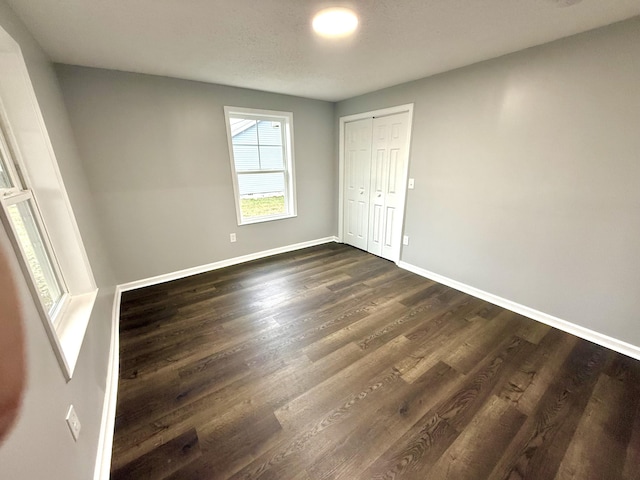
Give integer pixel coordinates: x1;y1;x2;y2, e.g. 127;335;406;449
0;1;116;479
56;66;337;284
337;18;640;346
1;5;636;478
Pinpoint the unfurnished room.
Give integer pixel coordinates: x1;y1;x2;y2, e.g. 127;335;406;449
0;1;639;479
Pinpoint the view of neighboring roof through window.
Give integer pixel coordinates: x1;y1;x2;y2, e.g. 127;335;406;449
225;107;297;225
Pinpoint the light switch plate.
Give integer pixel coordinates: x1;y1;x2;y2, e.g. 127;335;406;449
408;178;415;189
403;235;409;246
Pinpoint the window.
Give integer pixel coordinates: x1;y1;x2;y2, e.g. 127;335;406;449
0;125;68;325
224;107;297;225
0;26;97;380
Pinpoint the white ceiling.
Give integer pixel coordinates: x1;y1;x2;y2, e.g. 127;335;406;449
7;0;640;102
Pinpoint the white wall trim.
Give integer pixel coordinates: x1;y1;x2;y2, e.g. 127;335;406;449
397;260;640;361
93;287;122;480
0;25;99;381
223;106;297;226
119;236;339;292
339;104;416;124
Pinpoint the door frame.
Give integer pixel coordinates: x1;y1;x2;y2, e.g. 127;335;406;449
338;103;415;263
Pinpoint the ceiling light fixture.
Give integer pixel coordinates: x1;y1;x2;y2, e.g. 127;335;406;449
312;7;358;38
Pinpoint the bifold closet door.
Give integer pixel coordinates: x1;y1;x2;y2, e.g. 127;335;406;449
343;118;373;251
367;112;410;260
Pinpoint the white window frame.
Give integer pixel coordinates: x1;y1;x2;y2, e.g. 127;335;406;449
224;106;297;225
1;191;69;322
0;121;70;321
0;26;97;381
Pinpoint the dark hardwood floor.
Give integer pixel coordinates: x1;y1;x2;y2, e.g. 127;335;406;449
111;243;640;479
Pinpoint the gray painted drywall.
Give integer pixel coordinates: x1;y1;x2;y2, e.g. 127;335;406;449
0;2;115;479
337;18;640;346
56;66;337;284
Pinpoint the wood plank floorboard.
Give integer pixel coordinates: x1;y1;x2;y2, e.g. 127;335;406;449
111;243;640;479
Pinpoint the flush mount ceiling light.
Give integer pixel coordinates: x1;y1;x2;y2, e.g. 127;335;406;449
312;7;358;38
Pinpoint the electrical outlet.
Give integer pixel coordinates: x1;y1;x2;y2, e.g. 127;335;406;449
408;178;415;189
403;235;409;246
66;405;81;441
230;233;237;243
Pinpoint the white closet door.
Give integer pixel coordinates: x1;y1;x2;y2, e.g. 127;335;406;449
367;112;410;260
343;118;373;251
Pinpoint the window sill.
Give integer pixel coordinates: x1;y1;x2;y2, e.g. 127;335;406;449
55;289;98;381
239;213;297;226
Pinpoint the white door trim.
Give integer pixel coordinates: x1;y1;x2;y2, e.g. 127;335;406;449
338;103;414;263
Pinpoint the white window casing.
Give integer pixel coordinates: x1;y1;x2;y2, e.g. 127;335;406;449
224;106;297;225
0;26;97;380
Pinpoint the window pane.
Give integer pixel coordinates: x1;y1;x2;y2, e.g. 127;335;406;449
229;118;257;144
240;194;286;218
7;201;63;315
259;146;284;169
257;120;282;146
237;172;285;196
232;145;260;171
0;151;13;188
238;172;286;218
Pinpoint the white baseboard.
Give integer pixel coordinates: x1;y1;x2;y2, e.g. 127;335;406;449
397;261;640;361
119;236;339;292
93;287;122;480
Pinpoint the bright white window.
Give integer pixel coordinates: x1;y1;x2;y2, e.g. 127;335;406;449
0;25;98;380
224;107;297;225
1;123;68;322
0;114;70;327
6;197;65;318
